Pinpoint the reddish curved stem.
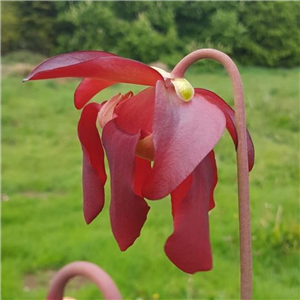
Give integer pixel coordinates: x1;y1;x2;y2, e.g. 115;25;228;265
46;261;122;300
172;49;252;300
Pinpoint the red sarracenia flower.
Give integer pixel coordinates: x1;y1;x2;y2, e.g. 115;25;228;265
24;51;254;274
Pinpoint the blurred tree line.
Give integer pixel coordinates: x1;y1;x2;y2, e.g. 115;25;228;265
2;1;299;67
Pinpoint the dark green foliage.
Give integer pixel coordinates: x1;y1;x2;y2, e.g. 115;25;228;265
174;1;240;50
237;1;300;67
1;1;20;53
54;1;124;53
54;1;180;64
1;1;299;67
113;1;178;34
14;0;58;55
116;13;179;63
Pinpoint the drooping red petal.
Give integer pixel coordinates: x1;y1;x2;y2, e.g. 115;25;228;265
74;78;115;109
102;120;150;251
170;174;193;215
142;81;226;200
134;156;152;198
78;102;107;224
195;88;255;171
114;87;155;136
24;51;115;81
23;51;163;86
82;149;105;225
165;151;217;274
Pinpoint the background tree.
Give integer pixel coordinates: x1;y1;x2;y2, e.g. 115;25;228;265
1;1;299;68
1;1;21;54
237;1;300;67
14;0;58;55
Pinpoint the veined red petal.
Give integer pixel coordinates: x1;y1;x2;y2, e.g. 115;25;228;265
78;102;107;224
74;78;115;109
82;148;105;225
23;51;163;86
102;121;150;251
24;51;115;81
195;88;255;171
142;81;226;200
165;151;217;274
114;87;155;136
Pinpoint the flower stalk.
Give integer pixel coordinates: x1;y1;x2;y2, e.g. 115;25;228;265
46;261;122;300
172;49;252;300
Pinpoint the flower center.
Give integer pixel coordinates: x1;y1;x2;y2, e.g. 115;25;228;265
170;78;194;102
136;134;154;161
151;66;194;102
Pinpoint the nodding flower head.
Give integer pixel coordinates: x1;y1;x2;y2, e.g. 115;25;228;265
25;50;254;274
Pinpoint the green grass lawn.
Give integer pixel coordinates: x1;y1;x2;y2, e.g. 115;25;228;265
1;58;299;299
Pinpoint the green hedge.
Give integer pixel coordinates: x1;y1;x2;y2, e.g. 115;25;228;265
2;1;299;67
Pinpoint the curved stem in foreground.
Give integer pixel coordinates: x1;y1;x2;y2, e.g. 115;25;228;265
46;261;122;300
172;49;252;300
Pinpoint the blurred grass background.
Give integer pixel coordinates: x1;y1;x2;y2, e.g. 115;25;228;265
1;1;300;299
1;51;299;299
